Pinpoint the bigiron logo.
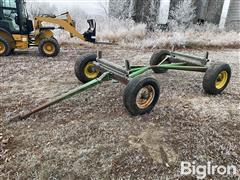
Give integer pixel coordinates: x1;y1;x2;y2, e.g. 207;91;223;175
180;161;239;179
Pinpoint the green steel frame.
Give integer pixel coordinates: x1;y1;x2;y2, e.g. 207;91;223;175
129;63;208;79
128;49;209;78
9;50;210;122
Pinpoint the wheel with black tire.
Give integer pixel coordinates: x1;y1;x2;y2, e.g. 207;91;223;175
38;38;60;57
150;50;171;73
0;37;11;56
203;63;231;95
10;48;15;54
51;37;57;41
123;76;160;116
74;53;101;83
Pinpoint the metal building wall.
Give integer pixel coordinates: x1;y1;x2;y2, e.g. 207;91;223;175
108;0;229;26
226;0;240;30
205;0;224;24
169;0;224;24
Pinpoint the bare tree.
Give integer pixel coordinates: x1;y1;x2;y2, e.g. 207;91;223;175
66;6;89;31
98;0;109;17
109;0;130;19
169;0;196;27
26;0;58;19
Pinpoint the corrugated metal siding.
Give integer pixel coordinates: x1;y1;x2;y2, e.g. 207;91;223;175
226;0;240;30
109;0;239;28
169;0;225;24
227;0;240;21
205;0;224;24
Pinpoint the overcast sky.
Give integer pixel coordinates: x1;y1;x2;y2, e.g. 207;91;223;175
27;0;109;15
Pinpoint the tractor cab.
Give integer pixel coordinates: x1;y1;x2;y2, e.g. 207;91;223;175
0;0;97;57
0;0;33;34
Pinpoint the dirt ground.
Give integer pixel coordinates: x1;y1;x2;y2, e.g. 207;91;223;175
0;45;240;179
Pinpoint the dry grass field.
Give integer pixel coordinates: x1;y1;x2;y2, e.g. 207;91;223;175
0;45;239;179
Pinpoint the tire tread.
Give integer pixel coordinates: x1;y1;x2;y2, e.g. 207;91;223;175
123;76;160;115
38;38;60;57
74;53;98;83
203;62;231;95
0;36;12;56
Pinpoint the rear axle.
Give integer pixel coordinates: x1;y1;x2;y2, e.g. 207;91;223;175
9;49;231;122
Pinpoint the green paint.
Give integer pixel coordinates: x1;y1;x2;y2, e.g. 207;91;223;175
20;72;110;119
129;66;149;78
158;64;207;72
129;67;144;73
158;62;187;67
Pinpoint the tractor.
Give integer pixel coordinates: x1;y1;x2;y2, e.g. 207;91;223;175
0;0;96;57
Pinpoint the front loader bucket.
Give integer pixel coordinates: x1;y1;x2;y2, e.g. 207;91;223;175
83;19;96;43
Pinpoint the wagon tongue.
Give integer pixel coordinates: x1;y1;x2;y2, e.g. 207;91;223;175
7;72;109;123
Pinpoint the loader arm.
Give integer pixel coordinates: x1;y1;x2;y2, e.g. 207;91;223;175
34;12;89;42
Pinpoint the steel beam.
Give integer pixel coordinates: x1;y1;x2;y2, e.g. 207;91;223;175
9;72;110;122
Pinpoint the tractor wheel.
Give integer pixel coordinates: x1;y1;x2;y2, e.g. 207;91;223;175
0;37;11;56
203;63;231;95
10;48;15;54
123;76;160;116
150;50;171;73
39;38;60;57
74;53;101;83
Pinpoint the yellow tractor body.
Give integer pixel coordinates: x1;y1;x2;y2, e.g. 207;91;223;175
0;0;96;57
12;34;28;49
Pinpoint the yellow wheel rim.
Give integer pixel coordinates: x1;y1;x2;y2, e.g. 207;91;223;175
136;85;155;109
84;62;99;79
43;42;55;55
0;42;6;54
215;71;228;89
